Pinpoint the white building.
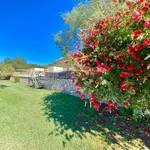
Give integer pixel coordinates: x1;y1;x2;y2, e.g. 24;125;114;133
46;67;64;73
30;68;45;76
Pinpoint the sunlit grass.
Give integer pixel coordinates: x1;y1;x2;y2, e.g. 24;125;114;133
0;80;149;150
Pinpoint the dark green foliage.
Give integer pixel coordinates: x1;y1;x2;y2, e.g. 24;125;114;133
120;106;134;117
14;76;20;83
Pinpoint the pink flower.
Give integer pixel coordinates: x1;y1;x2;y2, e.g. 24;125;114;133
96;65;104;74
75;82;81;89
114;23;119;28
80;94;85;100
133;10;142;22
143;39;150;46
144;20;150;28
136;0;144;5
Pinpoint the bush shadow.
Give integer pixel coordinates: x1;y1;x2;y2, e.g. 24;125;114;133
43;92;150;149
0;84;10;89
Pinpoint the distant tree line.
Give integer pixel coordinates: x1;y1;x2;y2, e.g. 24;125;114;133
3;57;43;70
0;56;67;80
0;56;43;80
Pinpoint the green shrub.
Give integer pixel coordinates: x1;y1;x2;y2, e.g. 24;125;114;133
68;0;150;112
0;64;14;80
14;76;20;83
133;108;150;123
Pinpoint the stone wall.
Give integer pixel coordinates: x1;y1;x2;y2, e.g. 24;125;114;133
10;72;77;95
42;79;76;95
10;76;32;85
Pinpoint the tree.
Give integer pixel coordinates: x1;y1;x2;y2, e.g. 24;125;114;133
0;63;14;80
55;0;126;55
3;57;42;69
4;58;14;65
14;57;27;65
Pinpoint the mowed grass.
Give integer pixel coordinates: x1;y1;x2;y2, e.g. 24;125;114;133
0;80;149;150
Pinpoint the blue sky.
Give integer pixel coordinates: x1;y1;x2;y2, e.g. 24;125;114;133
0;0;75;65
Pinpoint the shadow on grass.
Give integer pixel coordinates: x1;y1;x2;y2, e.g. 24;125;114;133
43;92;150;149
0;85;10;89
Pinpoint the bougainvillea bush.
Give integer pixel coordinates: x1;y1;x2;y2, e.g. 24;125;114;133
67;0;150;114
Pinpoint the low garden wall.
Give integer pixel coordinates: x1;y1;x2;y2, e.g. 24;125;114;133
10;71;77;95
43;79;76;95
10;76;32;85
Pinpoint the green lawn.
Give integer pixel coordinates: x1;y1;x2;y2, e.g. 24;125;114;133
0;80;149;150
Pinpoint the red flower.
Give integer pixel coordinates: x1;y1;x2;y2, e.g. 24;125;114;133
85;56;90;61
133;30;144;40
124;102;129;108
96;65;110;74
142;7;148;12
144;20;150;28
91;29;100;36
143;39;150;46
120;72;131;78
108;100;114;106
113;102;119;109
135;69;143;76
114;23;119;28
96;65;103;74
127;65;134;71
92;100;100;111
108;105;112;113
134;44;143;51
76;90;81;95
128;46;135;53
75;82;81;89
132;52;141;61
126;1;134;9
137;0;144;5
91;39;98;49
90;94;96;101
125;22;130;26
85;67;91;72
120;82;127;91
77;57;82;62
122;64;127;69
80;94;85;100
84;39;89;47
128;84;134;89
112;0;116;2
144;74;149;78
133;10;142;22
